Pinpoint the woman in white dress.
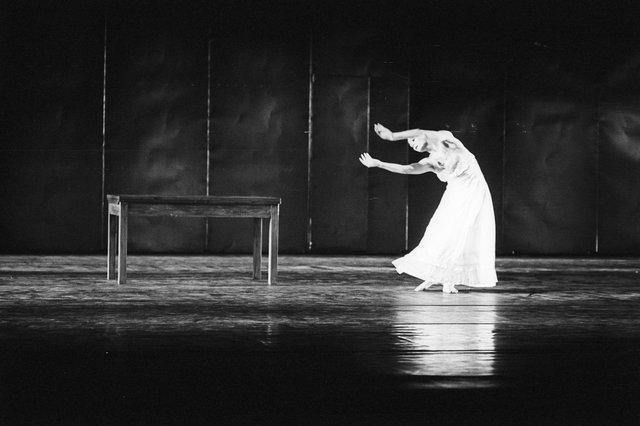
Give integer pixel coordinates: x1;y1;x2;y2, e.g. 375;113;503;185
359;123;497;293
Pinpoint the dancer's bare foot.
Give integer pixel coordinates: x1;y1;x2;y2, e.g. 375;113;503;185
414;281;433;291
442;284;458;294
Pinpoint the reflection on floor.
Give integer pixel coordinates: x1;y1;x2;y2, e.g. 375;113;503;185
0;255;639;423
393;293;497;381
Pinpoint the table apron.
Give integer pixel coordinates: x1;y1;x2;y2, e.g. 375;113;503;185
123;203;274;218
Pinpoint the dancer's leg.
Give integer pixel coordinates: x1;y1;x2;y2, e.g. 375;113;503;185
414;281;434;291
442;283;458;294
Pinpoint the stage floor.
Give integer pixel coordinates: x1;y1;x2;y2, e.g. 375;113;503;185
1;255;639;423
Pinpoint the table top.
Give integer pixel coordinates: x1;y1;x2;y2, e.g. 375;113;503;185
107;195;281;205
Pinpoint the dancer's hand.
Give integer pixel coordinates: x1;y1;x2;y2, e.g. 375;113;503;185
359;153;380;168
374;123;393;141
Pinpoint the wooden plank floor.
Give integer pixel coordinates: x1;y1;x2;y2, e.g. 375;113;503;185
1;256;639;424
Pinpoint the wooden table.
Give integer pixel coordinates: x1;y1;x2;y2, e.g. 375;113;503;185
106;195;281;285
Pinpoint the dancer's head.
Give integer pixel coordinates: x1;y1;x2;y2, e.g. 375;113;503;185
410;134;460;154
408;135;429;152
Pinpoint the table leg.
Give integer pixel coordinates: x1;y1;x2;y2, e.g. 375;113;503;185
107;212;118;279
253;218;262;279
117;203;128;284
268;205;279;285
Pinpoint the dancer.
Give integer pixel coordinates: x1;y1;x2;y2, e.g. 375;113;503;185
359;123;497;293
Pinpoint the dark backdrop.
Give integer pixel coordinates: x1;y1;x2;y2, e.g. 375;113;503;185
2;0;639;255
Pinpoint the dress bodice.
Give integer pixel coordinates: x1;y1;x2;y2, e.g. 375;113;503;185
434;146;475;183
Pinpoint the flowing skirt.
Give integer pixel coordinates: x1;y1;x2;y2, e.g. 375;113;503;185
393;170;497;287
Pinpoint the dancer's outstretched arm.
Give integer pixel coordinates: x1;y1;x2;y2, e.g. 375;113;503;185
374;123;453;142
359;153;438;174
374;123;423;141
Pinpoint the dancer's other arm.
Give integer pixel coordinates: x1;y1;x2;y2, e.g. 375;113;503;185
374;123;447;142
359;153;440;174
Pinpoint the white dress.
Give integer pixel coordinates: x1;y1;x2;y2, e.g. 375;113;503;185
393;140;497;288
